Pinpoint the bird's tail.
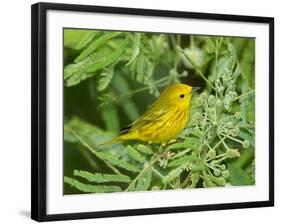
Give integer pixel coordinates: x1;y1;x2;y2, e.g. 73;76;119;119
100;132;136;146
100;137;120;146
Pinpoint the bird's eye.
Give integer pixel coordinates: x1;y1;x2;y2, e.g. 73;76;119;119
179;94;185;98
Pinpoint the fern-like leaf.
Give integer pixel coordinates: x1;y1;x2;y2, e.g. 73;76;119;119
64;177;121;193
97;67;114;91
135;168;152;191
168;156;193;168
126;146;145;163
136;144;154;155
97;152;140;173
163;164;186;184
85;38;128;73
127;168;152;192
73;170;131;183
171;148;192;160
75;31;97;50
75;32;122;62
126;33;141;66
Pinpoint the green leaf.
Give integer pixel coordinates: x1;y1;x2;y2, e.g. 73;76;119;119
227;42;237;58
126;33;141;66
64;57;94;85
75;32;122;62
230;147;254;169
126;181;136;191
97;67;114;91
202;171;217;187
136;144;154;155
171;148;192;160
64;36;128;87
239;130;255;147
207;174;226;186
126;146;146;163
163;164;186;184
97;152;140;173
65;117;117;146
168;155;193;167
112;74;139;121
100;91;119;133
135;168;152;191
190;173;200;188
183;137;200;150
73;170;131;183
216;56;232;78
75;32;97;50
85;38;129;73
227;163;252;186
64;176;121;193
129;53;154;87
64;29;98;50
168;137;199;151
239;39;255;88
240;83;255;123
64;131;77;143
168;142;187;150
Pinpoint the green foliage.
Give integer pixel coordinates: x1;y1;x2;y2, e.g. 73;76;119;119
136;144;154;155
96;151;140;173
64;32;128;86
63;30;255;194
64;176;121;193
73;170;131;183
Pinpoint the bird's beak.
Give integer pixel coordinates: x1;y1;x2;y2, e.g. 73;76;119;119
192;86;201;93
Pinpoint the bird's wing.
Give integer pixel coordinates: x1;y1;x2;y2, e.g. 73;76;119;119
121;105;168;134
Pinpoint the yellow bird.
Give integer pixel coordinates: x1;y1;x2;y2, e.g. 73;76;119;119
105;84;199;144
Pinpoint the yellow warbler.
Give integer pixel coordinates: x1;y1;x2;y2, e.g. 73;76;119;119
105;84;198;144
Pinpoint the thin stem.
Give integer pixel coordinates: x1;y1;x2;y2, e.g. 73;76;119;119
234;89;255;101
218;133;229;150
99;75;171;108
220;132;244;145
213;155;228;164
69;128;121;175
152;167;165;178
178;47;216;91
237;124;255;129
205;152;227;163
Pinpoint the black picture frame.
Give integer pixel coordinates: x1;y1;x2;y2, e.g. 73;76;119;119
31;2;274;222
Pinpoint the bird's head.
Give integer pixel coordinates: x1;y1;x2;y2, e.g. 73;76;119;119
159;84;200;108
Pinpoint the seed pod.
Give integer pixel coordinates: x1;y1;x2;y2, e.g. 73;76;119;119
220;164;226;170
207;149;216;159
196;97;203;105
214;169;221;177
234;112;241;119
222;170;229;178
227;121;233;127
200;92;208;101
226;148;240;158
208;95;216;106
242;140;250;149
216;99;222;107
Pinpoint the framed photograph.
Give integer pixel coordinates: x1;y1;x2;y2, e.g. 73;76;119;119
31;2;274;222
